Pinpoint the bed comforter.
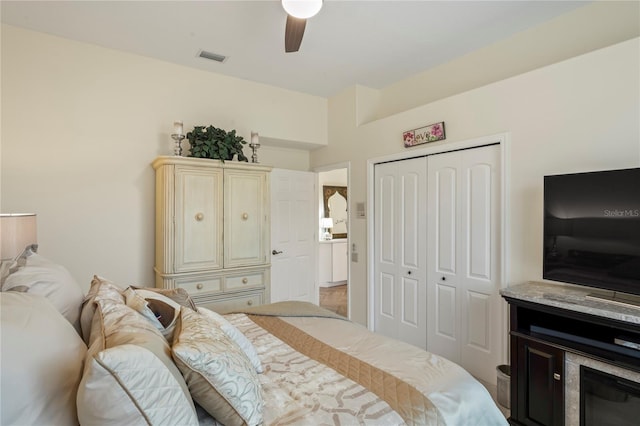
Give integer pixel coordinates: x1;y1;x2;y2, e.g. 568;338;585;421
198;302;507;426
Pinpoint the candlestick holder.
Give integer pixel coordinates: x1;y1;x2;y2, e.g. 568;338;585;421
249;131;260;163
171;134;185;156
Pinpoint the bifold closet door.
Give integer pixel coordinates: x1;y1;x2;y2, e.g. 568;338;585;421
374;157;427;350
426;144;501;383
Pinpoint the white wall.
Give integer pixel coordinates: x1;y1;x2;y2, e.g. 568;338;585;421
312;38;640;325
1;25;327;290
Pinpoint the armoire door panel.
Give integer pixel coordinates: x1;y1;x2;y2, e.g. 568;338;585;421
224;171;267;268
175;168;223;272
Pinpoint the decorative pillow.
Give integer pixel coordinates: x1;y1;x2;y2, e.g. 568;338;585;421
0;292;87;425
131;285;197;311
79;275;125;344
172;308;263;426
2;251;84;333
77;298;198;426
123;286;180;341
199;307;264;373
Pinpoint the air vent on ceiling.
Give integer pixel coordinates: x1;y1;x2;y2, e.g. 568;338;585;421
198;50;227;63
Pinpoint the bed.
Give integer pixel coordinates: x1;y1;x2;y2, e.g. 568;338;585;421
0;250;507;425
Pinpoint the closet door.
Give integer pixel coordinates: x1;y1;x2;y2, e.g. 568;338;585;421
374;157;427;350
427;144;501;383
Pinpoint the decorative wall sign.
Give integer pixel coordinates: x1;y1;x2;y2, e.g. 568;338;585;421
403;121;446;147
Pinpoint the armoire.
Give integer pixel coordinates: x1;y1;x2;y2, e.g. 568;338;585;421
152;156;271;313
373;143;504;384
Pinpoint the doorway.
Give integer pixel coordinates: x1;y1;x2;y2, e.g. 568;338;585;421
317;166;349;318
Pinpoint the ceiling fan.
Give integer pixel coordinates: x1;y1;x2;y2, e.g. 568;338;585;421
282;0;323;53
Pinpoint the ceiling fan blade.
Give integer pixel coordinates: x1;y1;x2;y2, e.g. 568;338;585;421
285;15;306;53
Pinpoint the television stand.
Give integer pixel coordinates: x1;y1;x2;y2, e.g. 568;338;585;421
585;292;640;310
501;281;640;426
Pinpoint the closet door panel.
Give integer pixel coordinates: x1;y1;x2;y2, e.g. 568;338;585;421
435;167;457;275
459;145;501;384
375;163;399;338
467;163;492;281
428;154;461;363
374;158;427;350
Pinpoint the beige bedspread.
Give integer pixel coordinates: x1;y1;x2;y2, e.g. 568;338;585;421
223;303;507;426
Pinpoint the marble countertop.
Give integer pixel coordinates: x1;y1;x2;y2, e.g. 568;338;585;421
500;281;640;325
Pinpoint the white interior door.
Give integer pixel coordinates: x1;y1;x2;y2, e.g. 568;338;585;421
427;144;502;384
374;157;427;350
270;169;317;304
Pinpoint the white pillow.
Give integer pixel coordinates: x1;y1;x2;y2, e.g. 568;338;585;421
199;307;264;373
2;253;84;333
172;308;263;426
77;298;198;426
0;292;87;425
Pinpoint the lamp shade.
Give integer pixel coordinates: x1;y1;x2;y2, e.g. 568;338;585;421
0;213;37;260
320;217;334;229
282;0;323;19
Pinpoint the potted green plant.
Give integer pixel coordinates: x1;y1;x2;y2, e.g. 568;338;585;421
186;125;248;162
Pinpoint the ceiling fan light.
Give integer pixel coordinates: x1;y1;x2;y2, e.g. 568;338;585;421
282;0;322;19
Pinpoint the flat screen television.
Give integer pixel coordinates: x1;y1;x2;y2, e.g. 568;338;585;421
543;167;640;297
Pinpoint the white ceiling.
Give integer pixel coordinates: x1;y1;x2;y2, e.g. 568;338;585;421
1;1;588;98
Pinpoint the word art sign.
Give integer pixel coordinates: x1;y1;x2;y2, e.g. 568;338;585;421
403;121;446;147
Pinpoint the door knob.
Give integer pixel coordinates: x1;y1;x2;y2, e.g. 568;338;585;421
407;271;412;275
272;250;283;255
441;276;446;281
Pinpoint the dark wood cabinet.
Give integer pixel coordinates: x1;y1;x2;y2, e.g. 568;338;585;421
513;336;564;425
504;287;640;426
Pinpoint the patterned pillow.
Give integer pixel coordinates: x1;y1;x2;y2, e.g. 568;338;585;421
172;308;263;426
198;307;264;373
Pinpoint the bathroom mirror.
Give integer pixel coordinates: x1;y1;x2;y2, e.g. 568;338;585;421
322;186;347;239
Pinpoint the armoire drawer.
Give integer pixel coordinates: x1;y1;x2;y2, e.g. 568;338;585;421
197;292;264;314
176;276;222;296
225;272;264;291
